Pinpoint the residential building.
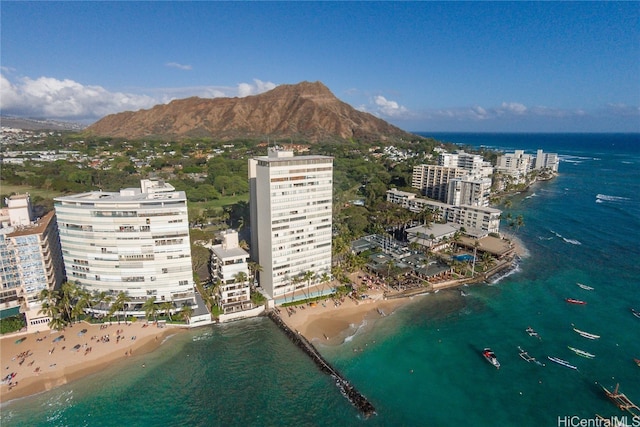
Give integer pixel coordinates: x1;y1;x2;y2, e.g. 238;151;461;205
249;150;333;303
533;149;559;172
495;150;533;183
446;176;493;207
0;195;65;331
386;189;501;234
439;151;492;177
54;179;196;315
411;164;465;201
210;230;252;315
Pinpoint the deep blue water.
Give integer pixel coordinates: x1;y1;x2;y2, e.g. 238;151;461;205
2;133;639;426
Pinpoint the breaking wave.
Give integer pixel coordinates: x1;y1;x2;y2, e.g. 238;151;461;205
596;194;631;202
550;230;582;245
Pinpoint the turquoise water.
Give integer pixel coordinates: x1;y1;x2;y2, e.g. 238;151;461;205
2;133;639;426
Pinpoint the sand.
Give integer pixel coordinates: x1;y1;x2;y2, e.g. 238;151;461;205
0;321;186;404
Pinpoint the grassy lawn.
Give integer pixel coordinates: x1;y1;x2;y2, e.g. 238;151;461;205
190;194;249;213
0;183;65;200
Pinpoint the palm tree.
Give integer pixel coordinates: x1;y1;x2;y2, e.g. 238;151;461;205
471;241;480;277
110;291;130;324
248;261;262;288
234;271;248;286
320;272;331;296
303;270;315;301
160;301;174;321
72;287;91;323
481;252;496;272
180;302;194;324
142;296;158;322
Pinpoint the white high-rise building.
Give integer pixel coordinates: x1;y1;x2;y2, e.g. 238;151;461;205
54;179;196;315
210;230;252;314
0;195;65;331
249;150;333;303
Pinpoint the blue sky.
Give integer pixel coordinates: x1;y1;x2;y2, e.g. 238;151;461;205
1;1;638;132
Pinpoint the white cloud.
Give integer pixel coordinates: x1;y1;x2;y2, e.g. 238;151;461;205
372;95;408;118
237;79;277;97
0;74;278;121
165;62;193;71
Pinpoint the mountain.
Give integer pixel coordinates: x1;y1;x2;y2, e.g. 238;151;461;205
1;116;85;131
86;81;418;142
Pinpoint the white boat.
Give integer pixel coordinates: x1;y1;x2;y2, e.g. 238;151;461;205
548;356;578;370
483;348;500;369
576;282;594;290
632;308;640;319
572;325;600;340
568;346;595;359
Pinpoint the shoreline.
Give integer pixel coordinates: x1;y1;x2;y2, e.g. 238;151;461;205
2;236;527;405
0;321;186;405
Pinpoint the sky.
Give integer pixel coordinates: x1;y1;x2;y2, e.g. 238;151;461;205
1;1;639;133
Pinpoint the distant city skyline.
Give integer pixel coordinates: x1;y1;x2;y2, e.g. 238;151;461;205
1;2;638;133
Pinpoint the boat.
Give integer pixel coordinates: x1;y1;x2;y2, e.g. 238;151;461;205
576;282;594;290
601;383;640;416
525;327;541;339
572;325;600;340
518;346;545;366
568;346;595;359
634;358;640;367
483;348;500;369
547;356;578;370
565;298;587;305
631;308;640;319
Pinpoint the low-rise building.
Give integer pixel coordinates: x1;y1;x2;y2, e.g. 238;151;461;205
210;230;253;315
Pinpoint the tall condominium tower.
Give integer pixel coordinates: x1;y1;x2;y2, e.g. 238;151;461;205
54;179;196;315
0;195;65;331
248;150;333;303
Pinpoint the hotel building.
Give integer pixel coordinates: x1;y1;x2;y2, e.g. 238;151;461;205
0;195;65;331
249;150;333;303
54;179;196;315
411;164;465;201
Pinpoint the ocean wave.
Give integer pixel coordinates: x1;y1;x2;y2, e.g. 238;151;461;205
489;262;521;284
538;236;553;240
596;194;631;202
550;230;582;245
525;193;537;199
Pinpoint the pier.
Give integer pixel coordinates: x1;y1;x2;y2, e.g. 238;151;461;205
267;310;377;418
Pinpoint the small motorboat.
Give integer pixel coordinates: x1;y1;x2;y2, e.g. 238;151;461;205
634;358;640;367
565;298;587;305
631;308;640;319
576;283;594;290
483;348;500;369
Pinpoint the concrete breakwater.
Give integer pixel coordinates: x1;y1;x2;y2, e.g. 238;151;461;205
267;310;377;418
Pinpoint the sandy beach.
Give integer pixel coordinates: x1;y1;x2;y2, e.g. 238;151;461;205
280;275;411;346
0;321;185;404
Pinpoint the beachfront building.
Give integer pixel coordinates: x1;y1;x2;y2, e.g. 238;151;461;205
386;189;502;234
446;176;492;207
533;149;559;172
249;149;333;303
209;230;256;318
439;151;493;177
405;223;458;252
54;179;196;316
0;195;65;331
495;150;533;183
411;164;465;201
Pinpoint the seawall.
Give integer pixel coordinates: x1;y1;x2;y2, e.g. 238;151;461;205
267;310;377;418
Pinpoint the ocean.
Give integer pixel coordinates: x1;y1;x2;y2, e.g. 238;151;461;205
2;133;639;427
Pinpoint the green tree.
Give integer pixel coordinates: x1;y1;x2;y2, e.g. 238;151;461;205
142;297;158;322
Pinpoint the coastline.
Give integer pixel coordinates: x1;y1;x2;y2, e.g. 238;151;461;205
0;321;186;405
281;235;527;347
2;236;526;405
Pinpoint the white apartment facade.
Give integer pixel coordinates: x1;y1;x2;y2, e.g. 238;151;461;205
411;164;465;202
54;179;196;315
0;195;65;331
446;176;492;207
386;189;501;234
210;230;252;314
249;150;333;303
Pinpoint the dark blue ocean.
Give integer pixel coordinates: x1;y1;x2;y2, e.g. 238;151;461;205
2;133;639;427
